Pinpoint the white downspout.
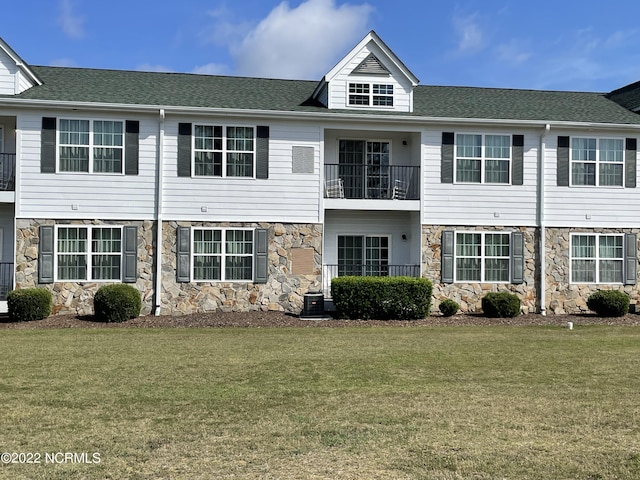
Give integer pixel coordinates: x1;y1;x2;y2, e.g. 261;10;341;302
154;109;165;315
539;124;550;315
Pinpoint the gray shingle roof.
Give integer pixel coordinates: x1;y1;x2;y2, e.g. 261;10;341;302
5;65;640;125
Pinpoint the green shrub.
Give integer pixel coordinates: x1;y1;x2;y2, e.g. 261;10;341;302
331;276;432;320
7;288;52;322
586;290;629;317
94;284;142;323
481;291;521;318
439;299;460;317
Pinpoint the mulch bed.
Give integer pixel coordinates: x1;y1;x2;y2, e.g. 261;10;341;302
1;311;639;329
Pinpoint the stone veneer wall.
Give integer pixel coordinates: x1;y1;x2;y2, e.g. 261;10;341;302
422;225;538;313
16;219;156;316
16;219;322;316
545;227;640;314
161;222;322;315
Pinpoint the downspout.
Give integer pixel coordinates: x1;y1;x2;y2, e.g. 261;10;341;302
154;109;165;315
538;124;550;315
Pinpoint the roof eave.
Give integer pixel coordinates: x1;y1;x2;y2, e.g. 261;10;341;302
2;97;640;130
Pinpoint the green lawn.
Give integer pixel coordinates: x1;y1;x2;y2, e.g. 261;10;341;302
1;324;640;479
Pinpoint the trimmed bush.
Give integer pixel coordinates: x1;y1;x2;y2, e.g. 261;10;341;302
481;291;521;318
331;276;432;320
94;284;142;323
439;299;460;317
7;288;52;322
587;290;629;317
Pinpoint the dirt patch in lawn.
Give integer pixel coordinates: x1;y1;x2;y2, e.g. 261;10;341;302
1;311;639;329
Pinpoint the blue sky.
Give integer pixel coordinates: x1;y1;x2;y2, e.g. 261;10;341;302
2;0;640;92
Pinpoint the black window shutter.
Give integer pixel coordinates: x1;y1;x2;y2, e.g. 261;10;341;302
122;226;138;283
625;138;637;188
512;135;524;186
176;226;191;282
441;230;454;283
125;120;139;175
557;136;570;186
254;228;269;284
256;126;269;179
625;233;637;285
511;231;524;284
441;132;454;183
38;225;54;283
41;117;57;173
177;123;192;177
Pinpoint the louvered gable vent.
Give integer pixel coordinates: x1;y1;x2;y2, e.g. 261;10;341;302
352;53;390;75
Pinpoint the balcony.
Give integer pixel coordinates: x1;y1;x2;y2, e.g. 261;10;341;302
0;154;15;191
0;262;13;300
324;164;419;200
322;263;420;296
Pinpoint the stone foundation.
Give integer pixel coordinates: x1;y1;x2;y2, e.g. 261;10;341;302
16;219;155;316
422;225;538;314
160;221;322;315
545;227;640;314
17;219;322;316
423;225;640;315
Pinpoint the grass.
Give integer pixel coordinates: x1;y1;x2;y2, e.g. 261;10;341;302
1;324;640;479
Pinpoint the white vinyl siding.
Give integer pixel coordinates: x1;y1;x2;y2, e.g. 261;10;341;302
570;233;624;284
163;120;321;222
545;134;639;227
17;112;157;220
424;129;538;226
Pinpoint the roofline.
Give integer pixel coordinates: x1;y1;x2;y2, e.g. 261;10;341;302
2;97;640;131
323;31;419;85
0;37;42;86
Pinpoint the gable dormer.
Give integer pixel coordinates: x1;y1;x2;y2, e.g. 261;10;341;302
313;31;419;113
0;37;41;95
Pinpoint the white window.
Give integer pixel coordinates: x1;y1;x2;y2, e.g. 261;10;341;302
455;232;510;282
56;226;123;281
348;83;394;107
337;235;389;276
58;119;124;173
571;137;624;186
571;234;624;283
456;134;511;184
194;125;254;177
192;228;253;281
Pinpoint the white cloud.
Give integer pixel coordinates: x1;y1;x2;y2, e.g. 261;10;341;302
496;40;531;66
57;0;85;39
192;63;232;76
136;64;175;73
203;0;374;79
453;13;484;54
50;57;78;67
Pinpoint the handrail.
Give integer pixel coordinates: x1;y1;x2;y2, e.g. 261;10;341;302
0;154;16;191
324;164;419;200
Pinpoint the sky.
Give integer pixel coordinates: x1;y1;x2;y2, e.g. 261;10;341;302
2;0;640;93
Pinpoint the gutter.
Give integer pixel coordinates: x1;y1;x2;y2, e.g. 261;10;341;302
538;124;550;315
154;108;165;316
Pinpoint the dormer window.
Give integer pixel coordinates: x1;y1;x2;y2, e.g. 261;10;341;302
348;82;394;107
